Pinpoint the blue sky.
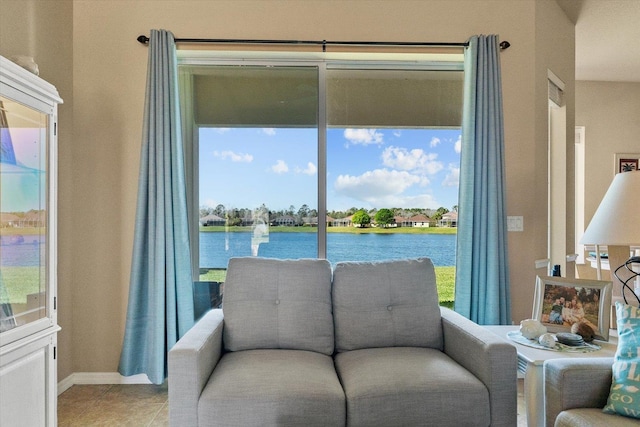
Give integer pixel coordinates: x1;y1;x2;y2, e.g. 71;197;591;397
199;127;461;213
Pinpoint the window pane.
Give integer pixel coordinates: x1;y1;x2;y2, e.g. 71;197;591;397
0;96;48;331
195;66;318;279
327;69;463;127
326;69;462;306
184;60;463;308
192;66;318;126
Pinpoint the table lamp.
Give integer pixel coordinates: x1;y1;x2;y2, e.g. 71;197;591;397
580;170;640;304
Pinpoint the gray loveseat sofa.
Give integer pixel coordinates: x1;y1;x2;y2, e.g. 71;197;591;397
169;257;517;426
545;358;640;426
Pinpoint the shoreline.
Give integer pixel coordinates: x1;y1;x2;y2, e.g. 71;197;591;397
200;226;457;235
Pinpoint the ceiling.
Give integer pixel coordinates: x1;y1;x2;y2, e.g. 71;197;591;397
557;0;640;82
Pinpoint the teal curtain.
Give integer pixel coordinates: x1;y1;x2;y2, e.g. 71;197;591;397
454;35;511;325
118;30;194;384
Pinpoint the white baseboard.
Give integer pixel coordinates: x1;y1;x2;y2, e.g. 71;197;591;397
58;372;152;395
57;374;75;395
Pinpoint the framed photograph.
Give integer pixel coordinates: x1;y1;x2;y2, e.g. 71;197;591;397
532;276;612;341
614;153;640;174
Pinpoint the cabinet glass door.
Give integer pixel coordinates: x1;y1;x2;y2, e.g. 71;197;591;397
0;95;48;332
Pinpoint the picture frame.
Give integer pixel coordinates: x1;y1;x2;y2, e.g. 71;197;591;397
614;153;640;174
532;276;612;341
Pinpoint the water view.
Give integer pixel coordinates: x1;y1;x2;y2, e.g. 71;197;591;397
199;231;456;269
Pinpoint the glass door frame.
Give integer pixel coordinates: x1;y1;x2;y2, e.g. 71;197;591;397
0;63;60;347
178;52;463;275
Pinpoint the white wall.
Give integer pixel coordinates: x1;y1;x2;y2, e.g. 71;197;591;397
576;81;640;222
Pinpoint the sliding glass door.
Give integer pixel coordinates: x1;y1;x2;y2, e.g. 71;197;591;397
179;55;463;283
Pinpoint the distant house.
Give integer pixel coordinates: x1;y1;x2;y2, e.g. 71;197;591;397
199;214;225;226
15;211;46;228
273;215;296;226
439;211;458;227
332;215;352;227
392;216;405;228
0;213;20;228
241;214;254;227
0;211;46;228
409;214;432;227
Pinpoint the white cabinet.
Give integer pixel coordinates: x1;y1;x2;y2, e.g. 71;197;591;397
0;55;62;426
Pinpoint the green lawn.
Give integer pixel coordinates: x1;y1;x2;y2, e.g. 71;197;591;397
200;266;456;308
0;267;44;304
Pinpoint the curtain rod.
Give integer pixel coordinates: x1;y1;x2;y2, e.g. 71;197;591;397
136;35;511;51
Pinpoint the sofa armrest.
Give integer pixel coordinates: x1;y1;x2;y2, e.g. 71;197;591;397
168;308;224;427
440;307;517;427
544;357;613;427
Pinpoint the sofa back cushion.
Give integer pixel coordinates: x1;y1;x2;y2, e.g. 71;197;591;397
223;257;334;355
333;258;443;352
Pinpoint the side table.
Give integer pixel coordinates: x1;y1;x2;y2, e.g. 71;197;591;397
484;325;617;427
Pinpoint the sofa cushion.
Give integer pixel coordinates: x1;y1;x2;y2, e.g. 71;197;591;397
332;257;442;352
556;408;640;427
334;347;489;426
222;257;334;355
198;349;345;426
603;302;640;419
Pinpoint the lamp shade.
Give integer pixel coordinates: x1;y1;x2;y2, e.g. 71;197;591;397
580;171;640;245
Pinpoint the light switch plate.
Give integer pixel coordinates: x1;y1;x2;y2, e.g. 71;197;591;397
507;216;523;232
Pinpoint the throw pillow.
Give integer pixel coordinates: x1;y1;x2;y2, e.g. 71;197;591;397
603;301;640;419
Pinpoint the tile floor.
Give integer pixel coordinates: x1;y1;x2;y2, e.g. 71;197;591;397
58;383;168;426
58;378;527;426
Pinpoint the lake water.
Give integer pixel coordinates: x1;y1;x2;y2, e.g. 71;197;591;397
200;231;456;268
0;235;45;267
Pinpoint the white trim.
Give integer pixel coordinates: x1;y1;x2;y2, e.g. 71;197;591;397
177;49;464;66
57;374;75;395
535;258;550;270
58;372;153;395
575;126;586;264
547;69;565;91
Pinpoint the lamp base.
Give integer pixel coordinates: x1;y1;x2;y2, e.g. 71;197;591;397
614;256;640;305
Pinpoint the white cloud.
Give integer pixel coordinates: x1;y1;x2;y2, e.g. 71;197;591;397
295;162;317;176
454;134;462;154
418;176;431;186
442;164;460;187
214;128;231;134
213;150;253;163
334;169;438;207
262;128;276;136
343;128;384;146
430;137;441;148
334;169;420;201
271;160;289;174
381;146;443;175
